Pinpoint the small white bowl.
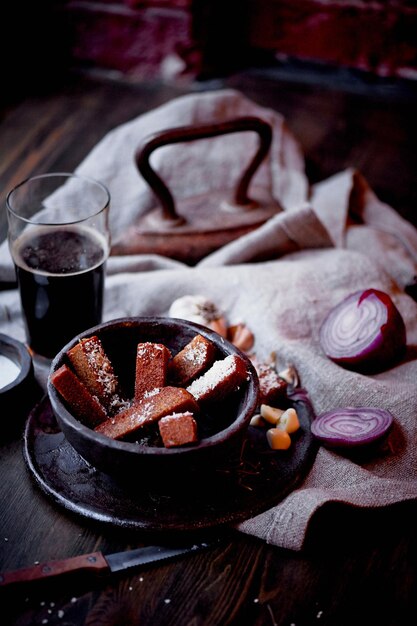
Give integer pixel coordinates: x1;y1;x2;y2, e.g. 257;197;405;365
0;333;35;435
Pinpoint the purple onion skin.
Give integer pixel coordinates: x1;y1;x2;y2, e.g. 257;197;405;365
311;407;394;448
319;289;406;373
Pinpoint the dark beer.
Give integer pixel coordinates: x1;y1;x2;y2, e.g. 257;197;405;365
13;226;108;358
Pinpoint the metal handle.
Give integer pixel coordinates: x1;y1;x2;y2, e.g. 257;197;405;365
135;116;273;223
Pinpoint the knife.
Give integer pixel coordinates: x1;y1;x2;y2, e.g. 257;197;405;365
0;540;215;587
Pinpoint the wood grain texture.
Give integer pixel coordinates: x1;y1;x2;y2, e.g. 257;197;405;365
1;72;417;625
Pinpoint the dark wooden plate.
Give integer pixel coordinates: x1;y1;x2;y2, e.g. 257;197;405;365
23;395;318;532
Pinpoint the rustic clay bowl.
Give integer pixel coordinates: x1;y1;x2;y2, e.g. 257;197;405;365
47;317;259;484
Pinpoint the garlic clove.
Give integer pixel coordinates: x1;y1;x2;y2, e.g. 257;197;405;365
260;404;285;425
276;408;300;434
209;317;228;338
227;323;255;352
278;365;299;387
266;428;292;450
249;413;265;427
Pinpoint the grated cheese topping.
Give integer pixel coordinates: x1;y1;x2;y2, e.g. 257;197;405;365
83;337;118;397
257;363;281;393
184;342;208;366
142;387;160;399
187;355;237;400
160;411;193;424
137;343;165;358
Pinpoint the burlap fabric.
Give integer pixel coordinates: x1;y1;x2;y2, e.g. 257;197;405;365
1;90;416;550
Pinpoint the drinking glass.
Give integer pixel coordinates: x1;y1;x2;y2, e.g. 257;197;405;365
6;173;111;358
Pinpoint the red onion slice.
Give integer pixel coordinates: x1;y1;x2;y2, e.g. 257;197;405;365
311;407;393;448
319;289;406;373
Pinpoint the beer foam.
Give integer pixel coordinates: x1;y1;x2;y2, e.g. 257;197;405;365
12;224;109;277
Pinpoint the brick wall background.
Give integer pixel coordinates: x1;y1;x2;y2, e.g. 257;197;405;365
248;0;417;80
4;0;417;93
62;1;196;79
61;0;417;81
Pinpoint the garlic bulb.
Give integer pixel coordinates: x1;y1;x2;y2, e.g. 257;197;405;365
169;295;227;337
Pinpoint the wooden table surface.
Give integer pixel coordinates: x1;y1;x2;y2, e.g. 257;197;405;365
1;71;417;626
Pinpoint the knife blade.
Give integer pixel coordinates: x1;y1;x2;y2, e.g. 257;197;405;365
0;540;215;587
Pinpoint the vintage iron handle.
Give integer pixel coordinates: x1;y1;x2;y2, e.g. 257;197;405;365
135;116;273;223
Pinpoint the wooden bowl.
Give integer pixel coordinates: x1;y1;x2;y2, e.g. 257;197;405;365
47;317;259;484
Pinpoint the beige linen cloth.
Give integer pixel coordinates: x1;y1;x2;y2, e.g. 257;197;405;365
1;90;417;550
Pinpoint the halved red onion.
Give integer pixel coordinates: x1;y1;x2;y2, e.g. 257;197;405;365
319;289;406;373
311;407;393;448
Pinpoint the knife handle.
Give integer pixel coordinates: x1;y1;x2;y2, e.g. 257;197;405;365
0;552;110;587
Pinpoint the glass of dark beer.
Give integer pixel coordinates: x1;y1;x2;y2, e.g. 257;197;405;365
6;173;111;358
